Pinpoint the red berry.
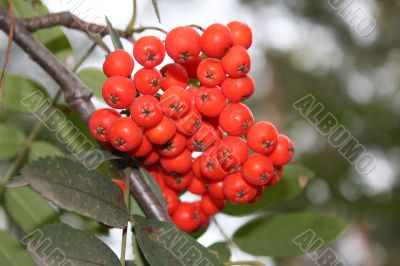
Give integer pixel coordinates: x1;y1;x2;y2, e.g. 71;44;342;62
133;68;163;95
164;171;193;192
200;149;227;180
221;75;255;102
269;134;295;166
108;118;143;152
176;109;202;136
241;154;274;186
223;171;257;204
219;103;254;136
145;116;176;145
188;175;208;195
267;166;283;186
195;86;226;117
89;108;120;142
172;202;200;232
160;63;189;90
160;86;190;119
208;181;224;200
103;50;134;78
130;95;163;128
179;55;203;79
196;58;226;87
141;149;160;165
201;23;233;58
165;26;201;63
216;136;249;170
102;76;136;109
200;194;225;215
187;122;217;151
155;133;187;158
247;121;278;154
130;135;153;158
160;149;193;174
222;46;251;78
227;21;252;49
162;187;180;215
133;36;165;68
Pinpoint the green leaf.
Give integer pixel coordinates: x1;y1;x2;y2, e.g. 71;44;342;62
4;187;58;233
8;0;72;61
209;242;231;262
22;223;121;266
0;231;34;266
1;74;49;114
151;0;161;23
6;175;29;188
133;215;223;266
223;165;314;216
138;168;166;207
77;68;106;98
28;141;63;161
233;212;346;257
105;16;124;50
21;156;129;228
132;231;150;266
0;123;25;160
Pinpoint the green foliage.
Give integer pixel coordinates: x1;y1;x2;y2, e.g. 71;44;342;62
0;231;34;266
0;123;25;160
21;156;129;228
4;186;58;233
1;74;49;114
151;0;161;23
233;212;346;257
28;141;63;161
105;16;124;50
77;68;106;98
223;165;314;215
133;215;223;266
22;223;121;266
138;168;166;207
208;242;231;262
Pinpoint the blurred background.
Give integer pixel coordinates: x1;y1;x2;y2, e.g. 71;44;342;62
1;0;399;265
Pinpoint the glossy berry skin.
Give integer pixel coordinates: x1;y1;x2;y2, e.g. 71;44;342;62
200;149;227;180
133;68;163;95
268;166;283;186
176;109;202;136
141;149;160;165
247;121;278;154
163;187;180;215
222;46;251;78
145;116;176;145
164;171;193;192
188;175;208;195
130;135;153;158
102;76;136;109
112;179;126;192
195;86;226;117
155;133;186;158
201;23;233;58
221;75;255;102
108;118;143;152
133;36;165;68
89;108;120;142
103;50;134;78
216;136;249;170
208;181;224;200
241;154;275;186
227;21;253;49
187;122;217;151
160;63;189;91
200;194;225;215
130;95;163;128
196;59;226;87
219;103;254;136
172;202;200;232
223;171;257;204
165;26;202;63
160;86;190;119
269;134;295;166
180;55;203;79
160;149;192;174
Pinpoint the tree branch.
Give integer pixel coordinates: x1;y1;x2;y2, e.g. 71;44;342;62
19;11;167;37
0;7;170;222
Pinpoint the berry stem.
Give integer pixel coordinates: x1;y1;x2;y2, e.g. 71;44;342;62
125;0;138;33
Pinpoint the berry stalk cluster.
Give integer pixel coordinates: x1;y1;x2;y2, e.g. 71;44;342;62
89;21;294;232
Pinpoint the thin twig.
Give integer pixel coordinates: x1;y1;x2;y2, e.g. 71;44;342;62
125;0;137;33
0;0;14;106
187;23;205;31
120;169;131;265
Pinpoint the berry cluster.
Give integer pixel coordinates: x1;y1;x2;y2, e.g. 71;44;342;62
89;21;295;232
